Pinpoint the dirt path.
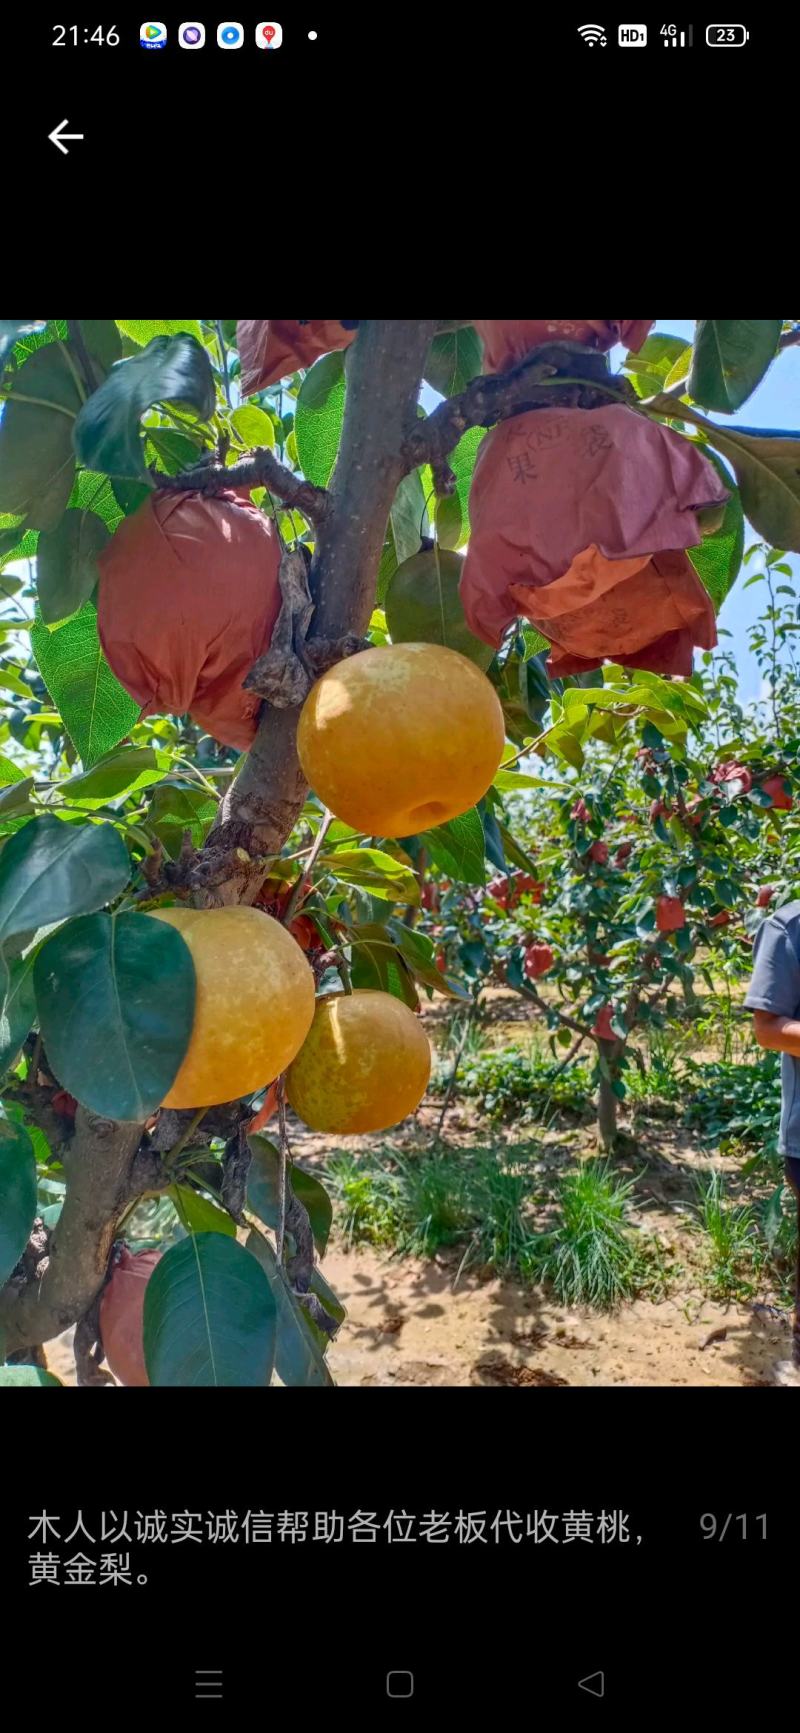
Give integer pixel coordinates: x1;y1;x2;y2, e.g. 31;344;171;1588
46;1238;790;1388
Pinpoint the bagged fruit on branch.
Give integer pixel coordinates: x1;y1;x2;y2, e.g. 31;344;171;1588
97;489;281;749
99;1246;162;1387
237;319;358;394
474;319;655;372
460;402;728;676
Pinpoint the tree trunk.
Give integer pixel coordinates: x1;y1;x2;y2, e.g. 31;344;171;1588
596;1041;620;1152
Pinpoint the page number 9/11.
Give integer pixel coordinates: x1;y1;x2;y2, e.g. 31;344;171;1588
700;1514;767;1540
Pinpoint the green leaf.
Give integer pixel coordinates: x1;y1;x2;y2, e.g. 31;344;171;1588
319;846;420;904
229;404;275;449
247;1134;333;1256
347;922;420;1009
0;524;38;570
687;451;744;609
169;1183;236;1237
435;426;486;551
67;469;124;531
0;950;38;1077
624;333;688;398
57;744;168;809
36;508;110;624
116;319;203;347
0;1116;36;1286
309;1266;346;1327
34;910;196;1120
423;327;482;397
418;808;486;886
0;346;80;529
0;321;48;367
80;320;123;375
294;351;346;487
143;1232;277;1387
689;320;782;414
647;397;800;553
0;1366;63;1386
31;598;140;765
73;336;216;480
0;775;34;827
144;779;218;856
386;917;471;1001
145;427;204;475
0;811;130;942
385;546;494;670
246;1227;334;1388
390;469;426;566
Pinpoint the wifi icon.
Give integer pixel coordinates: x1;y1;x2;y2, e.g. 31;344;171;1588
577;23;607;44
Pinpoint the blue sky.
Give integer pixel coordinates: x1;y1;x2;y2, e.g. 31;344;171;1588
618;319;800;700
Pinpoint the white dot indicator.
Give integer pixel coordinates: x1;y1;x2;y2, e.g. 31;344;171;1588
308;30;317;39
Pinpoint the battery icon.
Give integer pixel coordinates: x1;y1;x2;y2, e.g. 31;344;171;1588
706;24;750;44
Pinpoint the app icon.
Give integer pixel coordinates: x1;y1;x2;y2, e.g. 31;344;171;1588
256;22;283;48
140;21;167;48
178;22;205;48
217;21;244;47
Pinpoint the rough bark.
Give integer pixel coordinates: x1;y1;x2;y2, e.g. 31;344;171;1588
596;1059;619;1153
1;1109;146;1355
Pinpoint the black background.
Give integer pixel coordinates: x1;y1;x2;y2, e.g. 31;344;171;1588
5;1393;796;1716
14;14;774;183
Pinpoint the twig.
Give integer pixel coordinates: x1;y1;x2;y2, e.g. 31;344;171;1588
66;320;101;396
215;320;233;408
434;995;480;1142
163;1107;206;1169
283;808;333;925
276;1077;289;1262
152;447;331;525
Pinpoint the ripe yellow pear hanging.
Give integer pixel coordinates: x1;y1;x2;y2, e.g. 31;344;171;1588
286;989;432;1134
152;906;315;1108
296;643;506;836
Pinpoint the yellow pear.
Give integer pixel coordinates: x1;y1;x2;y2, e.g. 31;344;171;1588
297;642;505;835
152;906;315;1108
286;988;432;1134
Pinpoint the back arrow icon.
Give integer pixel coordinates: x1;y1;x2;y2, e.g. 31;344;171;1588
49;119;84;155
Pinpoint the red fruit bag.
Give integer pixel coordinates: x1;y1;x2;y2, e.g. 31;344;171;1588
474;319;654;372
98;490;282;750
99;1247;162;1387
460;404;727;675
238;320;357;394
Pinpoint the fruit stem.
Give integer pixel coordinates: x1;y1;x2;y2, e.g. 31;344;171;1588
283;807;334;926
163;1107;206;1169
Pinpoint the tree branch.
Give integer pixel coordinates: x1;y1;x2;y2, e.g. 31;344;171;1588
153;447;331;526
401;342;636;490
0;1108;149;1356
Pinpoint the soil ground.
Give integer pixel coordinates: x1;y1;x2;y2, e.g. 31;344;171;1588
45;988;795;1389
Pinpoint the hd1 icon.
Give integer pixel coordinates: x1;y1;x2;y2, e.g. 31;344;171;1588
618;24;647;45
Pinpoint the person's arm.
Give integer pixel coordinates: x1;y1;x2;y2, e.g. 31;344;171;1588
745;915;800;1051
753;1009;800;1057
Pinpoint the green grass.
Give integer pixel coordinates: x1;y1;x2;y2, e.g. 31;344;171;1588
325;1145;669;1308
429;1044;592;1126
523;1163;646;1308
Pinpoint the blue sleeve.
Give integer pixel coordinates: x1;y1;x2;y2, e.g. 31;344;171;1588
744;917;800;1017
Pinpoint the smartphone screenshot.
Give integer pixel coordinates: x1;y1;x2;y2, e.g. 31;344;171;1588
2;130;798;1711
